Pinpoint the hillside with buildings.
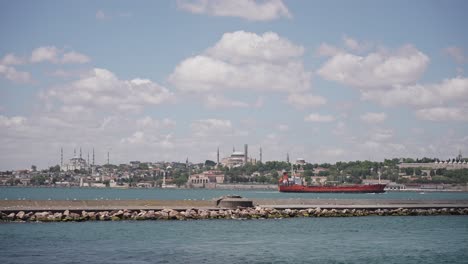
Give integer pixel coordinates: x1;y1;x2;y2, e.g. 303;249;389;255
1;146;467;191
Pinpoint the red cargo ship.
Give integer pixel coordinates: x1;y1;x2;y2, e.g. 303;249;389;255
278;172;386;193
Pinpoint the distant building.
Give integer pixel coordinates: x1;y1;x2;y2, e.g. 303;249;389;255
296;158;306;165
188;170;225;188
221;144;255;168
398;161;468;170
62;156;88;171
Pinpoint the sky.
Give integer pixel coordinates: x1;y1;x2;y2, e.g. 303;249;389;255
1;0;467;170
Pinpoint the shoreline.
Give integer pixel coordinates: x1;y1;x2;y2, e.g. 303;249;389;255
1;185;467;192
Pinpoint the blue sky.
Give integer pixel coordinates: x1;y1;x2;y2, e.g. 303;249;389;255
1;0;467;170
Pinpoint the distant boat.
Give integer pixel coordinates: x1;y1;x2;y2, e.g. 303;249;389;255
278;172;386;193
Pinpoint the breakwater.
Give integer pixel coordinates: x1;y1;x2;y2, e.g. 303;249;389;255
1;198;468;222
2;207;468;222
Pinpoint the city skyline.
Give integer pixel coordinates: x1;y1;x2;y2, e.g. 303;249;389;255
1;1;468;170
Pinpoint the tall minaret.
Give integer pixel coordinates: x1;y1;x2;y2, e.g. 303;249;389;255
87;151;90;165
244;144;248;164
80;147;82;159
60;147;63;167
107;151;110;165
286;152;290;163
260;147;262;163
217;147;220;165
74;148;76;157
92;148;95;166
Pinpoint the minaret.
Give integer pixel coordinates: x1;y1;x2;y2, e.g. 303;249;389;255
286;153;290;163
80;147;82;159
60;147;63;167
74;148;76;157
107;151;110;165
92;148;95;166
217;147;220;165
87;151;90;165
244;144;248;164
260;147;262;163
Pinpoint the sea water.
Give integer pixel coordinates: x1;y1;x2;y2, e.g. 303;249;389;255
2;187;468;201
1;216;467;264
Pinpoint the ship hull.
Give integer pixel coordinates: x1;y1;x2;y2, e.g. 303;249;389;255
278;184;386;193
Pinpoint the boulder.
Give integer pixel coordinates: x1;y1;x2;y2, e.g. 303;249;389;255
16;211;26;220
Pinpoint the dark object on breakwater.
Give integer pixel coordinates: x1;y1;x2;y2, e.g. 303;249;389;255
1;207;468;222
214;195;254;208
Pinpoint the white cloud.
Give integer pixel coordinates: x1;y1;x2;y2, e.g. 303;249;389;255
204;94;249;108
444;46;467;63
369;128;393;141
61;51;90;64
1;53;25;65
343;36;360;51
304;113;335;122
136;116;176;130
30;46;90;64
0;65;32;83
42;68;174;112
287;93;327;109
206;31;304;64
170;31;310;93
177;0;291;21
361;77;468;107
191;119;233;137
332;121;346;136
415;107;468;122
360;112;387;123
317;44;429;90
316;43;342;57
0;115;27;127
121;131;145;144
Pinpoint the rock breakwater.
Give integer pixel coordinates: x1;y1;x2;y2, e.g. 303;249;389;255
2;207;468;222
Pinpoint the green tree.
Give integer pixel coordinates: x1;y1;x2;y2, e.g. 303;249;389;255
205;160;216;167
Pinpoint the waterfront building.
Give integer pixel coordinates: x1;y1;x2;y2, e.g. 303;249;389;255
188;170;225;188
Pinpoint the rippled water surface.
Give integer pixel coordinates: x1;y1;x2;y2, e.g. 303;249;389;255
1;216;467;264
2;187;468;200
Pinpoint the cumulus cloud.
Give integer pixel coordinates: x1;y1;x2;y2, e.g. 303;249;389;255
304;113;335;122
61;51;91;64
317;44;429;90
169;31;311;93
444;46;467;63
0;115;27;127
1;53;25;65
206;31;304;63
287;93;327;109
360;112;387;123
191;119;233;137
0;64;32;83
316;43;342;57
204;94;249;109
177;0;291;21
369;128;393;141
361;77;468;107
415;107;468;122
30;46;90;64
42;68;174;112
